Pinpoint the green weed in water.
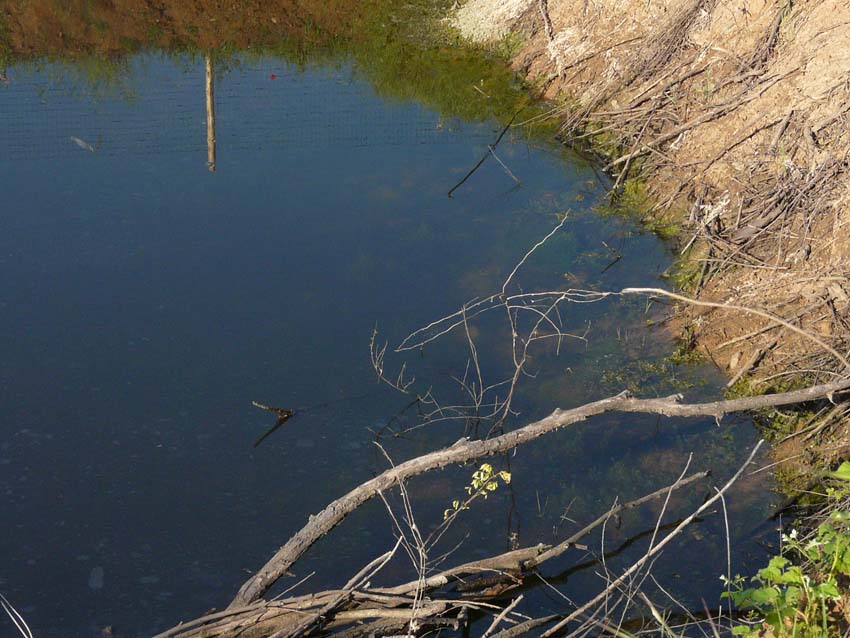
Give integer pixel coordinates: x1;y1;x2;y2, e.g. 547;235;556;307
596;178;682;240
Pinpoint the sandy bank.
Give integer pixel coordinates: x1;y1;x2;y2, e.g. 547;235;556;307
453;0;849;457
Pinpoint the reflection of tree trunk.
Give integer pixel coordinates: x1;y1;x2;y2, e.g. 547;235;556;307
205;54;216;172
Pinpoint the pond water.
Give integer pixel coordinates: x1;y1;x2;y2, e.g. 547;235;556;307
1;41;777;638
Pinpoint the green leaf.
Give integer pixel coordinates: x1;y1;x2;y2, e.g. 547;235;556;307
815;582;840;599
777;566;805;585
748;586;780;606
783;585;803;605
763;611;783;633
837;548;850;574
828;461;850;481
759;556;789;583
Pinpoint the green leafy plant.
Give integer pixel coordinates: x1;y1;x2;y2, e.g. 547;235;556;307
443;463;511;520
723;553;840;638
723;466;850;638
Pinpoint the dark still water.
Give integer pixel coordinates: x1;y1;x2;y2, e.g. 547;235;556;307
1;54;773;637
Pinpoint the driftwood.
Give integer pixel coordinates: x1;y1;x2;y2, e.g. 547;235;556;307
155;212;850;636
223;379;850;610
155;432;781;638
150;362;850;638
157;469;711;638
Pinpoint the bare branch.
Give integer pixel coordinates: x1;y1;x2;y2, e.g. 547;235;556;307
541;441;764;637
621;287;850;372
227;379;847;607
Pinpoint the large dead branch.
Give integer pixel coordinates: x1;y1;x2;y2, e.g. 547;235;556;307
157;468;712;638
228;378;850;608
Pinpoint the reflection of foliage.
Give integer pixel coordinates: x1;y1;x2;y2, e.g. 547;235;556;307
348;1;535;125
0;16;9;68
0;0;551;129
24;55;136;100
0;0;361;59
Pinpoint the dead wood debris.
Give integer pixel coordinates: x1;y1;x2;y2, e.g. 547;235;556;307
153;371;850;638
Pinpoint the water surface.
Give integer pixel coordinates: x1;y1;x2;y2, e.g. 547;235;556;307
0;51;774;637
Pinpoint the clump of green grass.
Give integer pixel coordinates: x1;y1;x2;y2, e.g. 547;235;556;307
661;254;704;294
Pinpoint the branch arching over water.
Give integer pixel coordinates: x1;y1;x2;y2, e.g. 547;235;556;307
228;377;850;608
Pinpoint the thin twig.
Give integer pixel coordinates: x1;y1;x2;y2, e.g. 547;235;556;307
448;112;520;197
541;441;764;637
621;287;850;372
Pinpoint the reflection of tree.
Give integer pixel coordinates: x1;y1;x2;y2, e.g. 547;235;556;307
0;1;543;131
206;54;215;172
0;0;363;62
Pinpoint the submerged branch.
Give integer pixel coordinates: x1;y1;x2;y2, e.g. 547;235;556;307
448;111;520;197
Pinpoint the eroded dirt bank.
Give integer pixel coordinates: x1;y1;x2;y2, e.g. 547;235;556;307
454;0;850;474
